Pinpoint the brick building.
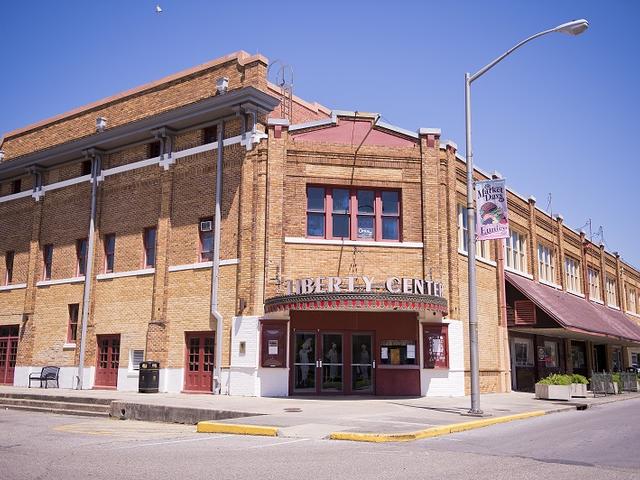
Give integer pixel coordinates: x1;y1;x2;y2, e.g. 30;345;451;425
1;51;639;396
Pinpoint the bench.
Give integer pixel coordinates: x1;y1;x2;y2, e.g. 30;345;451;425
28;366;60;389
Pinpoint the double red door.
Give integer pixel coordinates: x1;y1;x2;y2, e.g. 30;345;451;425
184;332;215;392
95;335;120;388
0;325;19;385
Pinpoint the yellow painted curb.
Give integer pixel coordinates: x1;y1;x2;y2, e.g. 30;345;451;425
330;410;547;443
197;421;279;437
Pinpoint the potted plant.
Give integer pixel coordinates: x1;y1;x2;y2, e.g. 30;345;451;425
570;374;588;397
610;373;622;394
535;373;572;401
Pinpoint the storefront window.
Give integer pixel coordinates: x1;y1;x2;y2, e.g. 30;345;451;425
571;343;586;369
611;347;622;372
380;339;416;366
514;338;534;367
543;341;558;368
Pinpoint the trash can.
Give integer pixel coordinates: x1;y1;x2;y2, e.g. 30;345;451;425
138;361;160;393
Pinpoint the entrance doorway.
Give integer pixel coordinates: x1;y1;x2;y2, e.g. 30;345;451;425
292;331;374;395
95;335;120;388
184;332;215;392
592;344;607;372
0;325;19;385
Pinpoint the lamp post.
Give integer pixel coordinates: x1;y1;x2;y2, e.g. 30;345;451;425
465;19;589;415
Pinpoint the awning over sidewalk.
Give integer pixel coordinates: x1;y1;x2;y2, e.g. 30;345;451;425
506;272;640;343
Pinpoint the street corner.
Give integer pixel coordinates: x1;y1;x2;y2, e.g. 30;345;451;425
196;421;279;437
329;410;547;443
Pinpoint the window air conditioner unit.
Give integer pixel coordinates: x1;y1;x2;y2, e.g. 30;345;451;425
200;220;213;232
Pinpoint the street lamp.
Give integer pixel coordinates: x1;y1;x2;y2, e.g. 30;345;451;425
464;19;588;415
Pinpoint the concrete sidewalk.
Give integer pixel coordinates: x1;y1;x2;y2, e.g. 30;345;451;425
2;385;638;440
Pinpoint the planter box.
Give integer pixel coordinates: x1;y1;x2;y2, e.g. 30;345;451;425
570;383;588;398
535;384;571;401
605;382;619;395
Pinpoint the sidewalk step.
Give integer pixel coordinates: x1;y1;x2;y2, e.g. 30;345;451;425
0;397;110;413
0;392;113;405
0;403;111;418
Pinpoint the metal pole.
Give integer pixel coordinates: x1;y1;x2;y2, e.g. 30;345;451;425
465;73;482;415
77;153;100;389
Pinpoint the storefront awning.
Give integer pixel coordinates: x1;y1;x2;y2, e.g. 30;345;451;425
506;272;640;344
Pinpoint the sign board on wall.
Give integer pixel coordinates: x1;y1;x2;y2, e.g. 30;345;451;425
475;178;509;240
284;276;445;298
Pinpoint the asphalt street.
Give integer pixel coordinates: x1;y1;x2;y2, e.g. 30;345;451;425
1;398;638;480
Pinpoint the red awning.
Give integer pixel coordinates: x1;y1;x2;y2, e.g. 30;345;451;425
506;272;640;343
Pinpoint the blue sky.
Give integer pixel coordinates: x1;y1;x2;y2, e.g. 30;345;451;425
1;0;638;267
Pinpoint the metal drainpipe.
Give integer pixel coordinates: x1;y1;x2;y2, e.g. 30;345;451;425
211;121;225;394
77;152;100;389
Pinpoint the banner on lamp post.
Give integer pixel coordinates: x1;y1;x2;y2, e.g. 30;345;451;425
475;178;509;240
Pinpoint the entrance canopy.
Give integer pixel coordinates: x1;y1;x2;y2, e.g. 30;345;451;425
264;291;448;317
506;272;640;344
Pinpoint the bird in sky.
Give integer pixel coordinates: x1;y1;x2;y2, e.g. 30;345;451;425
155;5;163;13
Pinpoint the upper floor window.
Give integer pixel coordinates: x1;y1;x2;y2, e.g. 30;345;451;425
606;276;618;307
203;125;218;144
4;251;14;285
143;227;157;268
43;244;53;281
199;218;214;262
537;243;555;284
76;238;88;277
81;160;92;176
564;256;581;293
457;205;490;260
306;186;400;242
11;179;21;194
104;234;116;273
588;267;601;301
505;229;527;273
148;141;162;158
67;304;79;344
627;286;637;314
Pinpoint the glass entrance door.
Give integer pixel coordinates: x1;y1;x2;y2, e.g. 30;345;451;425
351;334;374;393
321;333;343;393
293;332;316;393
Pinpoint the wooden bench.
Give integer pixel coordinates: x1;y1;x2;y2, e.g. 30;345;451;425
28;366;60;389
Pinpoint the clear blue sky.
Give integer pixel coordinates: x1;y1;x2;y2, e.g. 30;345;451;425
1;1;638;267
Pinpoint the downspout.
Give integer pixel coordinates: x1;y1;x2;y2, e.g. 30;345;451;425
77;150;101;389
211;121;225;394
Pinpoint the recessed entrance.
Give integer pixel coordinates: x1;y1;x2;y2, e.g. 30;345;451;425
292;331;374;395
95;334;120;388
0;325;19;385
184;332;215;392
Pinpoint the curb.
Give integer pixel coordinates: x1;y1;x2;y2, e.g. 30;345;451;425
197;421;279;436
329;410;547;443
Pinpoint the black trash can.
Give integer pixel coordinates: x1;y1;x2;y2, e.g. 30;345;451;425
138;361;160;393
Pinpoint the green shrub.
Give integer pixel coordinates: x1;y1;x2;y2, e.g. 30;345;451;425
570;374;589;384
537;374;572;385
612;372;623;391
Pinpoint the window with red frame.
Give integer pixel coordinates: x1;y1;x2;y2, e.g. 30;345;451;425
67;304;79;343
199;218;214;262
42;244;53;281
104;234;116;273
423;324;449;369
76;238;88;277
4;251;14;285
306;186;400;241
143;227;157;268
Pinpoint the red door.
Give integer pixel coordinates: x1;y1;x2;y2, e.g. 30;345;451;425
0;325;19;385
95;335;120;388
184;332;215;392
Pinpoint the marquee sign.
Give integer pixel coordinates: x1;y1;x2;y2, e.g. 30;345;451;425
285;275;445;298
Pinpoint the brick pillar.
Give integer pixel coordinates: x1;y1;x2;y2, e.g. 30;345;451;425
527;196;538;281
145;167;174;365
599;244;607;303
17;194;43;367
442;141;459;319
263;119;288;301
418;128;442;286
615;253;626;312
580;232;590;300
556;215;565;289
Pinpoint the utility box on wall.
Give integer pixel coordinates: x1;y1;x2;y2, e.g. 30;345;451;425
260;320;287;368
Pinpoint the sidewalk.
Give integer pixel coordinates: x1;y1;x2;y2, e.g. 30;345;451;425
2;385;638;440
